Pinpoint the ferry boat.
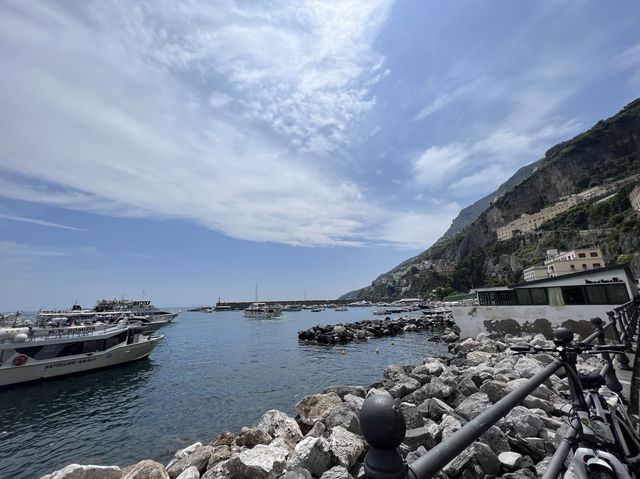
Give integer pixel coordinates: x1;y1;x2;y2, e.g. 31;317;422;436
0;320;162;386
452;264;639;339
38;299;179;325
243;303;282;319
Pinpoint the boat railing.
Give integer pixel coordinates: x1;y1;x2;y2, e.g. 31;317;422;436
0;321;130;344
359;298;639;478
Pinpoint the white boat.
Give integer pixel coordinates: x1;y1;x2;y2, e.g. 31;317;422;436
0;320;162;387
244;303;282;319
334;307;348;311
39;299;179;324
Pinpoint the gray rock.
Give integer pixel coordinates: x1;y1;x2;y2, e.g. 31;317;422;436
454;392;492;420
456;376;479;397
323;403;360;434
281;469;312;479
167;446;214;479
403;425;437;451
49;465;121;479
235;427;273;448
389;377;421;398
399;402;424;429
323;385;366;399
514;356;544;378
405;445;428;464
502;468;537;479
258;410;303;443
226;444;287;479
210;432;236;447
479;425;510;454
501;406;545;437
343;394;364;411
465;351;493;366
326;426;365;469
383;365;410;384
443;442;498;476
439;414;462;441
319;466;353;479
122;460;169;479
305;421;326;438
169;443;204;469
206;445;232;470
175;466;199;479
417;397;454;420
270;435;297;456
287;436;332;477
479;380;510;403
296;393;342;425
535;456;554;477
457;338;480;353
422;375;456;400
499;451;523;470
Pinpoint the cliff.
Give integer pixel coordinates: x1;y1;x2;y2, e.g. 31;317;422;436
344;97;640;300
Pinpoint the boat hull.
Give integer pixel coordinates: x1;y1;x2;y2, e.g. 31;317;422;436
0;336;162;387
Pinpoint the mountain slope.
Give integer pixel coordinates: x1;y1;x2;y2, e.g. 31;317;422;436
344;97;640;301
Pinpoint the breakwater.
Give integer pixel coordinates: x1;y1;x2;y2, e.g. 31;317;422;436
297;314;457;344
41;329;581;478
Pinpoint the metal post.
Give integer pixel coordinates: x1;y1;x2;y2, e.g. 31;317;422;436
592;317;623;394
615;310;633;351
607;311;631;371
360;391;407;479
540;417;580;479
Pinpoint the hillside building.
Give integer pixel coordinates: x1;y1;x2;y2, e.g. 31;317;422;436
522;247;605;281
629;184;640;212
497;195;581;241
523;265;548;282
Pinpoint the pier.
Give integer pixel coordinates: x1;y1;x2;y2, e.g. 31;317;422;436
209;299;356;311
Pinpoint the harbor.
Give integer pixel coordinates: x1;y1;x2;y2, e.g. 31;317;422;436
0;306;449;479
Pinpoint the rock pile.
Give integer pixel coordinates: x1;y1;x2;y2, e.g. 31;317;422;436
42;331;601;478
297;314;457;345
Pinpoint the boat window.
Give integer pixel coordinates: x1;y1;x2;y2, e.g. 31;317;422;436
82;340;106;354
58;342;84;357
15;345;44;358
33;344;66;360
105;333;126;349
562;286;586;305
548;287;564;306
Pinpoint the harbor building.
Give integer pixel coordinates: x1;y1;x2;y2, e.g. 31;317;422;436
522;247;605;282
629;184;640;212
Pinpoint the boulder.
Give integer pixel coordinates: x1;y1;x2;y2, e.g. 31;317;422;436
454;392;492;421
499;451;524;470
343;394;364;411
209;432;236;447
323;385;366;399
323;403;360;434
206;445;232;470
501;406;545;437
439;414;462;441
168;443;203;469
122;460;169;479
281;469;313;479
465;351;493;366
399;402;424;429
319;466;354;479
326;426;365;469
270;435;297;456
49;465;121;479
389;378;421;398
443;442;499;477
258;410;303;443
226;444;288;479
405;445;428;464
167;445;214;479
514;356;544;379
456;376;479;397
175;467;199;479
296;393;342;425
479;425;510;454
305;421;326;438
235;427;273;448
287;436;332;477
417;397;454;421
403;425;437;451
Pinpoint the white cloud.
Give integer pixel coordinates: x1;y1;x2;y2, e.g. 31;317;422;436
412;145;470;186
0;1;428;248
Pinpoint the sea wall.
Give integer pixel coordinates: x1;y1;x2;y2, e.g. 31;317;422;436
41;331;596;479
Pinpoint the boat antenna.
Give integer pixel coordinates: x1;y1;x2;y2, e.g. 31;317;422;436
255;282;258;301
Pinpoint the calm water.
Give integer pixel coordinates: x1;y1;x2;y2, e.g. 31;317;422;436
0;308;448;479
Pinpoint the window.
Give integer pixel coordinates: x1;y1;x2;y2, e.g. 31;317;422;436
562;286;586;304
605;284;629;304
578;253;586;258
582;264;588;270
592;263;601;268
570;265;576;271
590;252;598;257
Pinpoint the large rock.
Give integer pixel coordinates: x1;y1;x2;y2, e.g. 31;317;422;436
323;385;366;399
323;403;360;434
175;466;199;479
49;465;121;479
122;460;169;479
403;425;437;451
465;351;493;366
326;426;365;469
417;397;454;420
206;445;232;470
439;414;462;441
454;392;492;420
167;445;214;479
281;469;312;479
499;451;524;470
514;356;544;378
258;410;303;443
168;443;203;469
389;378;421;398
210;433;236;447
319;466;354;479
343;394;364;411
443;442;499;477
287;436;332;477
479;425;510;454
296;393;342;425
226;444;288;479
502;406;545;438
235;427;273;448
399;402;424;429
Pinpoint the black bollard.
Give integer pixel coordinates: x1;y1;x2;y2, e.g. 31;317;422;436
591;317;623;394
360;391;407;479
607;311;632;371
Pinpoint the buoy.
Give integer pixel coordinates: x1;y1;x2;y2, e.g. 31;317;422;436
12;333;28;343
391;341;395;346
375;348;379;354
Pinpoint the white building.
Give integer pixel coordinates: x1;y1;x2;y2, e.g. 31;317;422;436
546;247;604;277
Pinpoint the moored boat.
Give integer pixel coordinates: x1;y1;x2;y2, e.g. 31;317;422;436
0;320;162;386
244;302;282;319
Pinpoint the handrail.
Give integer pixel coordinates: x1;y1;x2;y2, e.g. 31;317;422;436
360;298;639;479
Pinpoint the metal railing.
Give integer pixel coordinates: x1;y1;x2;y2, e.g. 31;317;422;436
359;299;639;478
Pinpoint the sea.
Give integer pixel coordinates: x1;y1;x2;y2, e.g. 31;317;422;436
0;307;449;479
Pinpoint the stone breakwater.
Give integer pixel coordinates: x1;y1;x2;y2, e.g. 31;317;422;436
297;314;458;345
41;331;601;479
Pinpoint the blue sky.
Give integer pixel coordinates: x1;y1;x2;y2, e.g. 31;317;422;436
1;1;639;310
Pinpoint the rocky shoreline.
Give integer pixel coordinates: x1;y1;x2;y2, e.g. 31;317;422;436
297;314;458;345
41;330;598;479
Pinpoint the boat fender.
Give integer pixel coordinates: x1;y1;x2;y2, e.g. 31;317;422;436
12;333;28;343
12;354;28;366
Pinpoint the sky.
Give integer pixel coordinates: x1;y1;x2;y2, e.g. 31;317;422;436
1;1;639;310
